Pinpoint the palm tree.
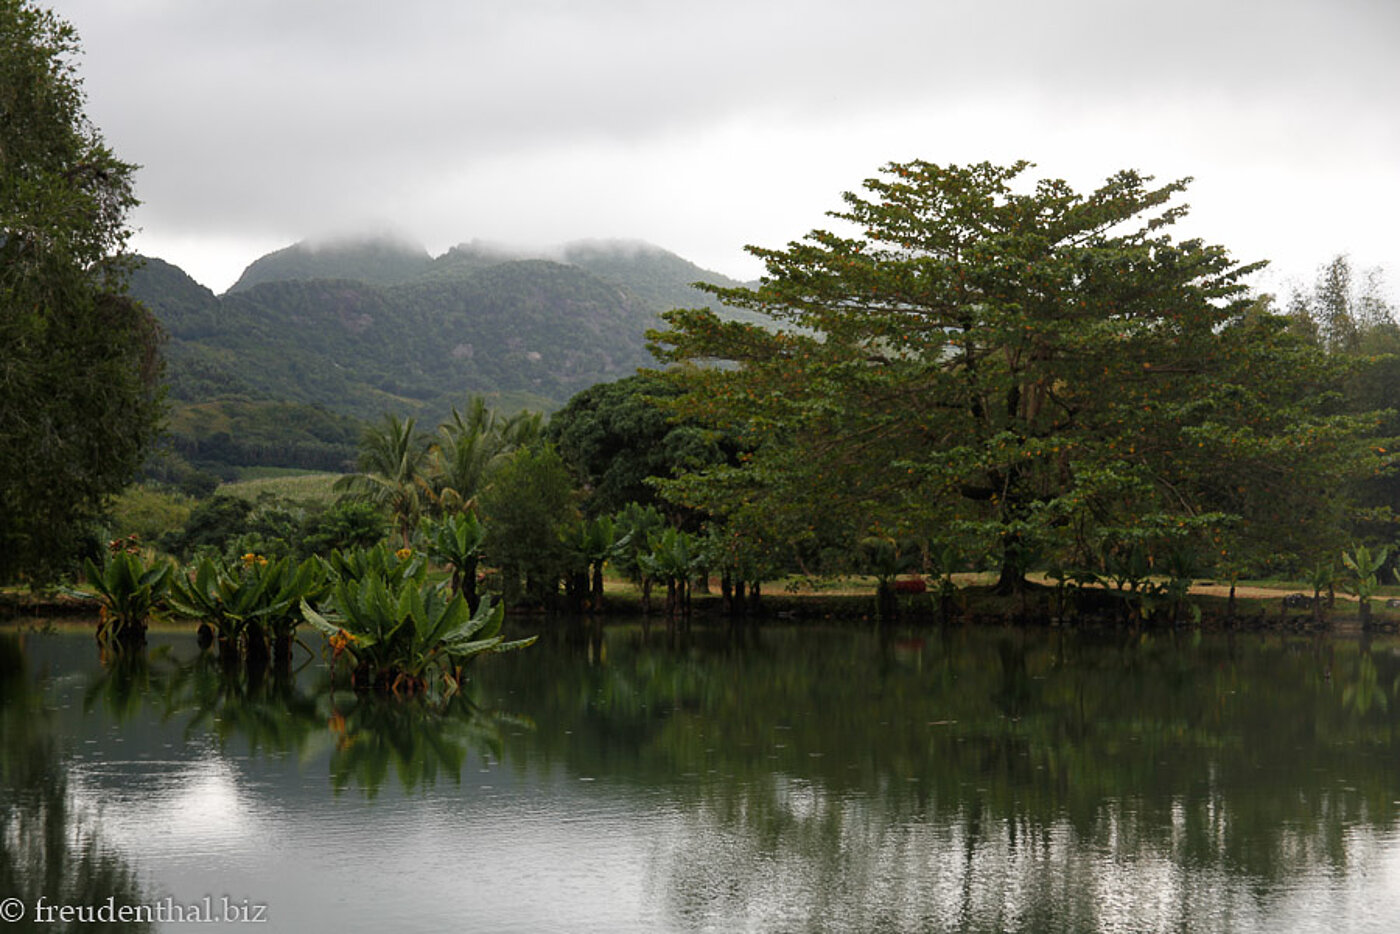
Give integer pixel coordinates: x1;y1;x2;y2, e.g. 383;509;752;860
421;399;544;517
334;414;429;545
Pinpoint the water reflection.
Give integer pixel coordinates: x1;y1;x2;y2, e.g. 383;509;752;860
475;623;1400;931
0;633;153;933
3;622;1400;932
75;632;524;798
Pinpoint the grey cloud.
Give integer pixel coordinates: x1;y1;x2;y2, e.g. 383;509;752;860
42;0;1400;294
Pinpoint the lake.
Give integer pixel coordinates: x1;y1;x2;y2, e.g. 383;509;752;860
3;620;1399;932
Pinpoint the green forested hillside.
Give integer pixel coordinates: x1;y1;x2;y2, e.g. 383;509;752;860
164;399;364;472
144;262;643;420
561;239;755;318
128;237;746;472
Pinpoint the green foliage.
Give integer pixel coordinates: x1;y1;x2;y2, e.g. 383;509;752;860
609;502;667;604
549;373;736;518
334;413;430;544
218;471;343;507
1287;256;1400;544
562;513;625;609
154;487;386;564
420;397;542;517
0;0;163;583
79;546;173;646
227;235;432;292
303;573;534;696
158;494;255;559
1341;543;1390;626
106;485;197;543
137;253;660;421
162;399;363;474
297;500;388;557
421;512;487;610
651;160;1383;592
478;443;581;605
168;553;327;655
1306;559;1337;620
560;239;756;323
140;444;220;496
640;526;705;618
322;540;427;589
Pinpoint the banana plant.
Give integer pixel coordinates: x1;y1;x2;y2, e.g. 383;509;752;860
169;554;324;665
612;503;665;613
1341;544;1390;629
421;512;488;611
78;549;173;648
322;541;428;588
577;514;622;611
859;535;922;622
302;576;534;696
1157;545;1203;625
640;526;700;620
266;556;329;664
1306;559;1337;624
1101;540;1155;623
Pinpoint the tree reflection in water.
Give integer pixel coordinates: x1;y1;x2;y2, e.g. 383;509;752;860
474;622;1400;932
6;622;1399;932
0;634;153;933
77;633;526;798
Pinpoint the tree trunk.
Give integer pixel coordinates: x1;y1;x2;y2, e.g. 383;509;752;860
273;632;293;675
994;554;1024;596
463;557;480;614
877;580;897;623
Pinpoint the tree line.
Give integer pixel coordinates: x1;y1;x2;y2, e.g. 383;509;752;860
5;0;1397;628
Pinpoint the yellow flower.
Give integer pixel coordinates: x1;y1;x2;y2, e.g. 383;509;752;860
395;547;413;561
329;627;357;652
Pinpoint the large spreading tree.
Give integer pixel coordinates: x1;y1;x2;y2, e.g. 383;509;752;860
651;160;1384;588
1;0;164;582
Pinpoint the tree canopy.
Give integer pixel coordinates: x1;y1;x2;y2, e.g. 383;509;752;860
547;372;735;520
1;0;164;582
651;160;1385;586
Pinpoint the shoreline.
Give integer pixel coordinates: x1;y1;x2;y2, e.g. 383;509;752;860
6;582;1397;636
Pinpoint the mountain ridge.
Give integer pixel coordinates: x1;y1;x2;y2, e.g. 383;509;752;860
130;235;755;421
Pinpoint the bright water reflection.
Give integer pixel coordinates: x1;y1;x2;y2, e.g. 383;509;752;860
3;622;1399;932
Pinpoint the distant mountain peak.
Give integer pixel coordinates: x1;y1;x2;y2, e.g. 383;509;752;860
301;229;429;254
228;233;432;292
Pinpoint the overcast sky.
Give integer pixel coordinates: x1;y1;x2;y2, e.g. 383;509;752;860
49;0;1400;301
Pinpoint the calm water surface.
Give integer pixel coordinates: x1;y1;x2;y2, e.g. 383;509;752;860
3;621;1399;932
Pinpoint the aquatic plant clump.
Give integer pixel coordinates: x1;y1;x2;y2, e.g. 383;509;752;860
302;575;534;697
167;553;327;666
78;538;173;648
